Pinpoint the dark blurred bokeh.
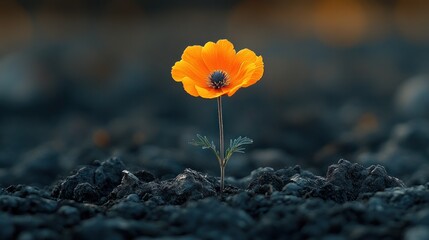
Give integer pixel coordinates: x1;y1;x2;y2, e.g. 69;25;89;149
1;0;429;186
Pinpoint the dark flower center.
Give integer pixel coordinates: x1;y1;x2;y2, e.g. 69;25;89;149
208;70;229;89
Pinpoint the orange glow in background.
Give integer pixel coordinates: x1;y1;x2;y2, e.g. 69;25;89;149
0;0;428;103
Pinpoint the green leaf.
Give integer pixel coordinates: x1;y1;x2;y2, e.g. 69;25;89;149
189;134;221;163
225;136;253;164
190;134;214;149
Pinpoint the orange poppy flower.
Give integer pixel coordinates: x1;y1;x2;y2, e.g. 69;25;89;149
171;39;264;98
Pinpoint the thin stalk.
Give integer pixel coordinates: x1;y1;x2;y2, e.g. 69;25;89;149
220;165;225;192
217;96;225;193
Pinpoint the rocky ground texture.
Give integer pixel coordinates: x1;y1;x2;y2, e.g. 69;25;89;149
1;157;428;240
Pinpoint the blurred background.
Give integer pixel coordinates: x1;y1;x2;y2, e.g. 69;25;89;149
1;0;429;187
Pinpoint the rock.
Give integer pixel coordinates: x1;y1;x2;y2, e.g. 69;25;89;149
111;168;217;205
359;165;405;193
74;183;101;203
121;170;141;185
282;182;301;196
110;171;142;200
247;171;284;195
53;157;125;203
305;160;405;202
275;165;302;182
161;169;217;204
281;169;325;198
234;167;276;189
94;158;126;192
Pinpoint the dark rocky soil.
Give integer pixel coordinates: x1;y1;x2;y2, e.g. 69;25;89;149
1;157;428;240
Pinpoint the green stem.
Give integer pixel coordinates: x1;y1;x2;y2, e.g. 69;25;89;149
217;96;225;193
220;165;225;192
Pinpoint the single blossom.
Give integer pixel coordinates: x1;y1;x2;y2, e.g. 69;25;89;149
171;39;264;98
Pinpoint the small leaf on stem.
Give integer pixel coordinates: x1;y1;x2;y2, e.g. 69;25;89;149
190;134;214;150
189;134;221;162
225;136;253;163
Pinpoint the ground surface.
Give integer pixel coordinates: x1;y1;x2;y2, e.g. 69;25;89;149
1;156;429;240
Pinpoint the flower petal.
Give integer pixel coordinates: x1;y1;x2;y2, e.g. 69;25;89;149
226;82;245;97
181;77;199;97
227;49;258;85
181;45;210;76
171;61;185;82
171;60;207;87
201;39;236;72
195;85;224;99
223;62;256;96
231;48;257;71
243;56;264;87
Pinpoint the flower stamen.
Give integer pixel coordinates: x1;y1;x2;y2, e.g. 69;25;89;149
208;70;229;89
